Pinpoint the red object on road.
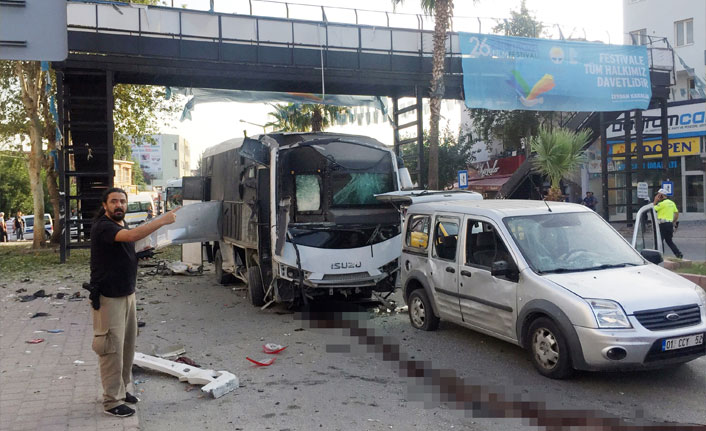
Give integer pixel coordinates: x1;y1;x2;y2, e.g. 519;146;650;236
26;338;45;344
263;343;287;354
246;357;275;366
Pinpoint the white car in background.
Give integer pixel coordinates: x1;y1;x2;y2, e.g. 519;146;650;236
7;213;54;240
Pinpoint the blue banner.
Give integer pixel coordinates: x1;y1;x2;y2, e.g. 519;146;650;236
460;33;652;112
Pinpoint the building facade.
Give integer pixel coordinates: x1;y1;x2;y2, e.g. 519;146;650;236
131;134;191;188
624;0;705;101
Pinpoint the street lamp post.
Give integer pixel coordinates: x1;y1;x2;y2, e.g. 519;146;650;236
239;119;268;134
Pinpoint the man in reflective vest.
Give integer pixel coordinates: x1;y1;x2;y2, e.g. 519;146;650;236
653;188;683;259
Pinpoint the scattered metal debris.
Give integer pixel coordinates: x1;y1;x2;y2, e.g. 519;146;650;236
263;343;287;354
134;352;238;398
26;339;44;344
155;345;186;359
30;312;49;319
246;357;275;366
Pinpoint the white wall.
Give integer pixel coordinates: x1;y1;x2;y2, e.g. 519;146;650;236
623;0;705;101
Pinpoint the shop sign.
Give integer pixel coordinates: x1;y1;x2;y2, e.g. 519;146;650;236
607;102;706;139
470;155;526;178
610;136;700;159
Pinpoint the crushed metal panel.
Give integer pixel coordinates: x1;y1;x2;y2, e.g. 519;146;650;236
134;352;238;399
135;201;222;251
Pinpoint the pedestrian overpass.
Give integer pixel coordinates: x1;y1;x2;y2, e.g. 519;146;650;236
56;0;466;260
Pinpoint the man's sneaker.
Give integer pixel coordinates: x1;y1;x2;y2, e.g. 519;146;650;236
125;392;140;404
104;404;135;417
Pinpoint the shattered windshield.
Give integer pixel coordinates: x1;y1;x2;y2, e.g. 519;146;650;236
332;172;393;206
296;175;321;211
503;212;644;274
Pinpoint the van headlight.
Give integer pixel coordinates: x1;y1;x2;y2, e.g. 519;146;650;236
586;299;632;329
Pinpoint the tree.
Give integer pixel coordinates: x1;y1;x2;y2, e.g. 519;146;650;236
401;126;477;189
392;0;454;190
467;0;553;155
530;126;589;201
265;104;349;132
0;152;33;217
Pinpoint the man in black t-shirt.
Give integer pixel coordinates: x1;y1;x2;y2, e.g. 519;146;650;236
90;187;177;417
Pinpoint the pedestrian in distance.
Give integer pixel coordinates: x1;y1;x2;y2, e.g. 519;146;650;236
653;188;683;259
14;211;24;241
0;212;7;242
582;191;598;211
89;187;179;417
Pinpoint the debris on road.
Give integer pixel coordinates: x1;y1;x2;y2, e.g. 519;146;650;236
263;343;287;354
30;312;49;319
33;289;48;298
155;345;186;358
175;356;200;367
16;288;27;293
138;321;146;328
246;357;276;366
26;338;45;344
45;329;64;333
134;352;238;398
73;360;85;365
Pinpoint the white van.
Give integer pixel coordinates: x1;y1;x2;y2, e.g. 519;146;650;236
124;193;156;228
7;213;53;240
400;200;705;378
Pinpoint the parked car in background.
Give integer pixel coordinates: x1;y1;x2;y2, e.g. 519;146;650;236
400;200;706;379
7;213;53;241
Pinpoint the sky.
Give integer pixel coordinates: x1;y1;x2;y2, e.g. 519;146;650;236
159;0;624;168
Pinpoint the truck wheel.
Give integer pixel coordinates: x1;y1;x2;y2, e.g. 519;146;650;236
214;249;234;285
527;317;574;379
408;289;439;331
247;266;266;307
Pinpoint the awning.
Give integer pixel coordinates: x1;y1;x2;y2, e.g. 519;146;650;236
466;174;513;192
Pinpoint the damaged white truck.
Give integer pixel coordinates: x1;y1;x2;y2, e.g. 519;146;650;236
185;132;414;307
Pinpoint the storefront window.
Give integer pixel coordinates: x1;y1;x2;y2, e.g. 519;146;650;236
685;155;705;171
686;175;705;213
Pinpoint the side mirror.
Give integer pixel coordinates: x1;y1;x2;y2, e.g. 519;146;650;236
491;260;518;281
641;249;663;265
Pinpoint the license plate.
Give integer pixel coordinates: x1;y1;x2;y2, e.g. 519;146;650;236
662;333;704;351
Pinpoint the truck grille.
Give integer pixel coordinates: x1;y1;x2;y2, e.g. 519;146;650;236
633;304;702;331
322;272;371;282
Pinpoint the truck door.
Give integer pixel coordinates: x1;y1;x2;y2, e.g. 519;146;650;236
429;216;462;321
457;217;518;340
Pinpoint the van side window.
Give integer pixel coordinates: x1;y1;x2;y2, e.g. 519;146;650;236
465;220;512;269
405;214;430;250
433;219;459;261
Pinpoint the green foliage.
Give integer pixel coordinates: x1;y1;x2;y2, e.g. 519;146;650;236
0;152;32;215
131;156;147;186
401;127;478;189
265;104;349;132
467;0;554;154
530;126;589;192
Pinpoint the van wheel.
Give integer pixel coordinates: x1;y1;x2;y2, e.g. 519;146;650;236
214;249;234;285
408;289;439;331
247;266;266;307
527;317;574;379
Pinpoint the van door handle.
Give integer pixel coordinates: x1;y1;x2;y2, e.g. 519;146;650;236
445;267;455;273
460;270;472;277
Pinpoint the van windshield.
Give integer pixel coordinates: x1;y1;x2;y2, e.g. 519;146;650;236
503;212;644;274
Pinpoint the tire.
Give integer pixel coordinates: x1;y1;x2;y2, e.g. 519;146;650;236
214;249;235;285
247;266;266;307
527;317;574;379
408;289;439;331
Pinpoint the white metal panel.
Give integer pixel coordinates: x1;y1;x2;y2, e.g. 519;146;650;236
0;0;68;61
392;30;420;52
97;4;139;31
293;23;325;46
421;32;433;53
221;16;257;41
141;9;180;35
67;3;97;28
327;25;358;48
361;28;391;50
450;33;460;54
258;19;293;44
181;12;219;38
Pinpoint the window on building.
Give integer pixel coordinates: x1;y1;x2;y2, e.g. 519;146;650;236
687;78;696;99
629;29;647;45
173;159;178;168
675;19;693;46
173;142;177;151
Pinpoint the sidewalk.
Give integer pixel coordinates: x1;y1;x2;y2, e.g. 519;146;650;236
0;281;140;431
612;219;706;262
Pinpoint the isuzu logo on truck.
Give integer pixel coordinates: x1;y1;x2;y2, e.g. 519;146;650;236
331;262;362;270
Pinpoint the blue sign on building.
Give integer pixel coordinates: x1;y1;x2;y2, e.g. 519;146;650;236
661;181;673;196
458;170;468;189
459;33;652;112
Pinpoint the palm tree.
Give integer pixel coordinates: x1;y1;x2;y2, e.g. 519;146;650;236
265;103;349;132
530;126;590;201
392;0;453;190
